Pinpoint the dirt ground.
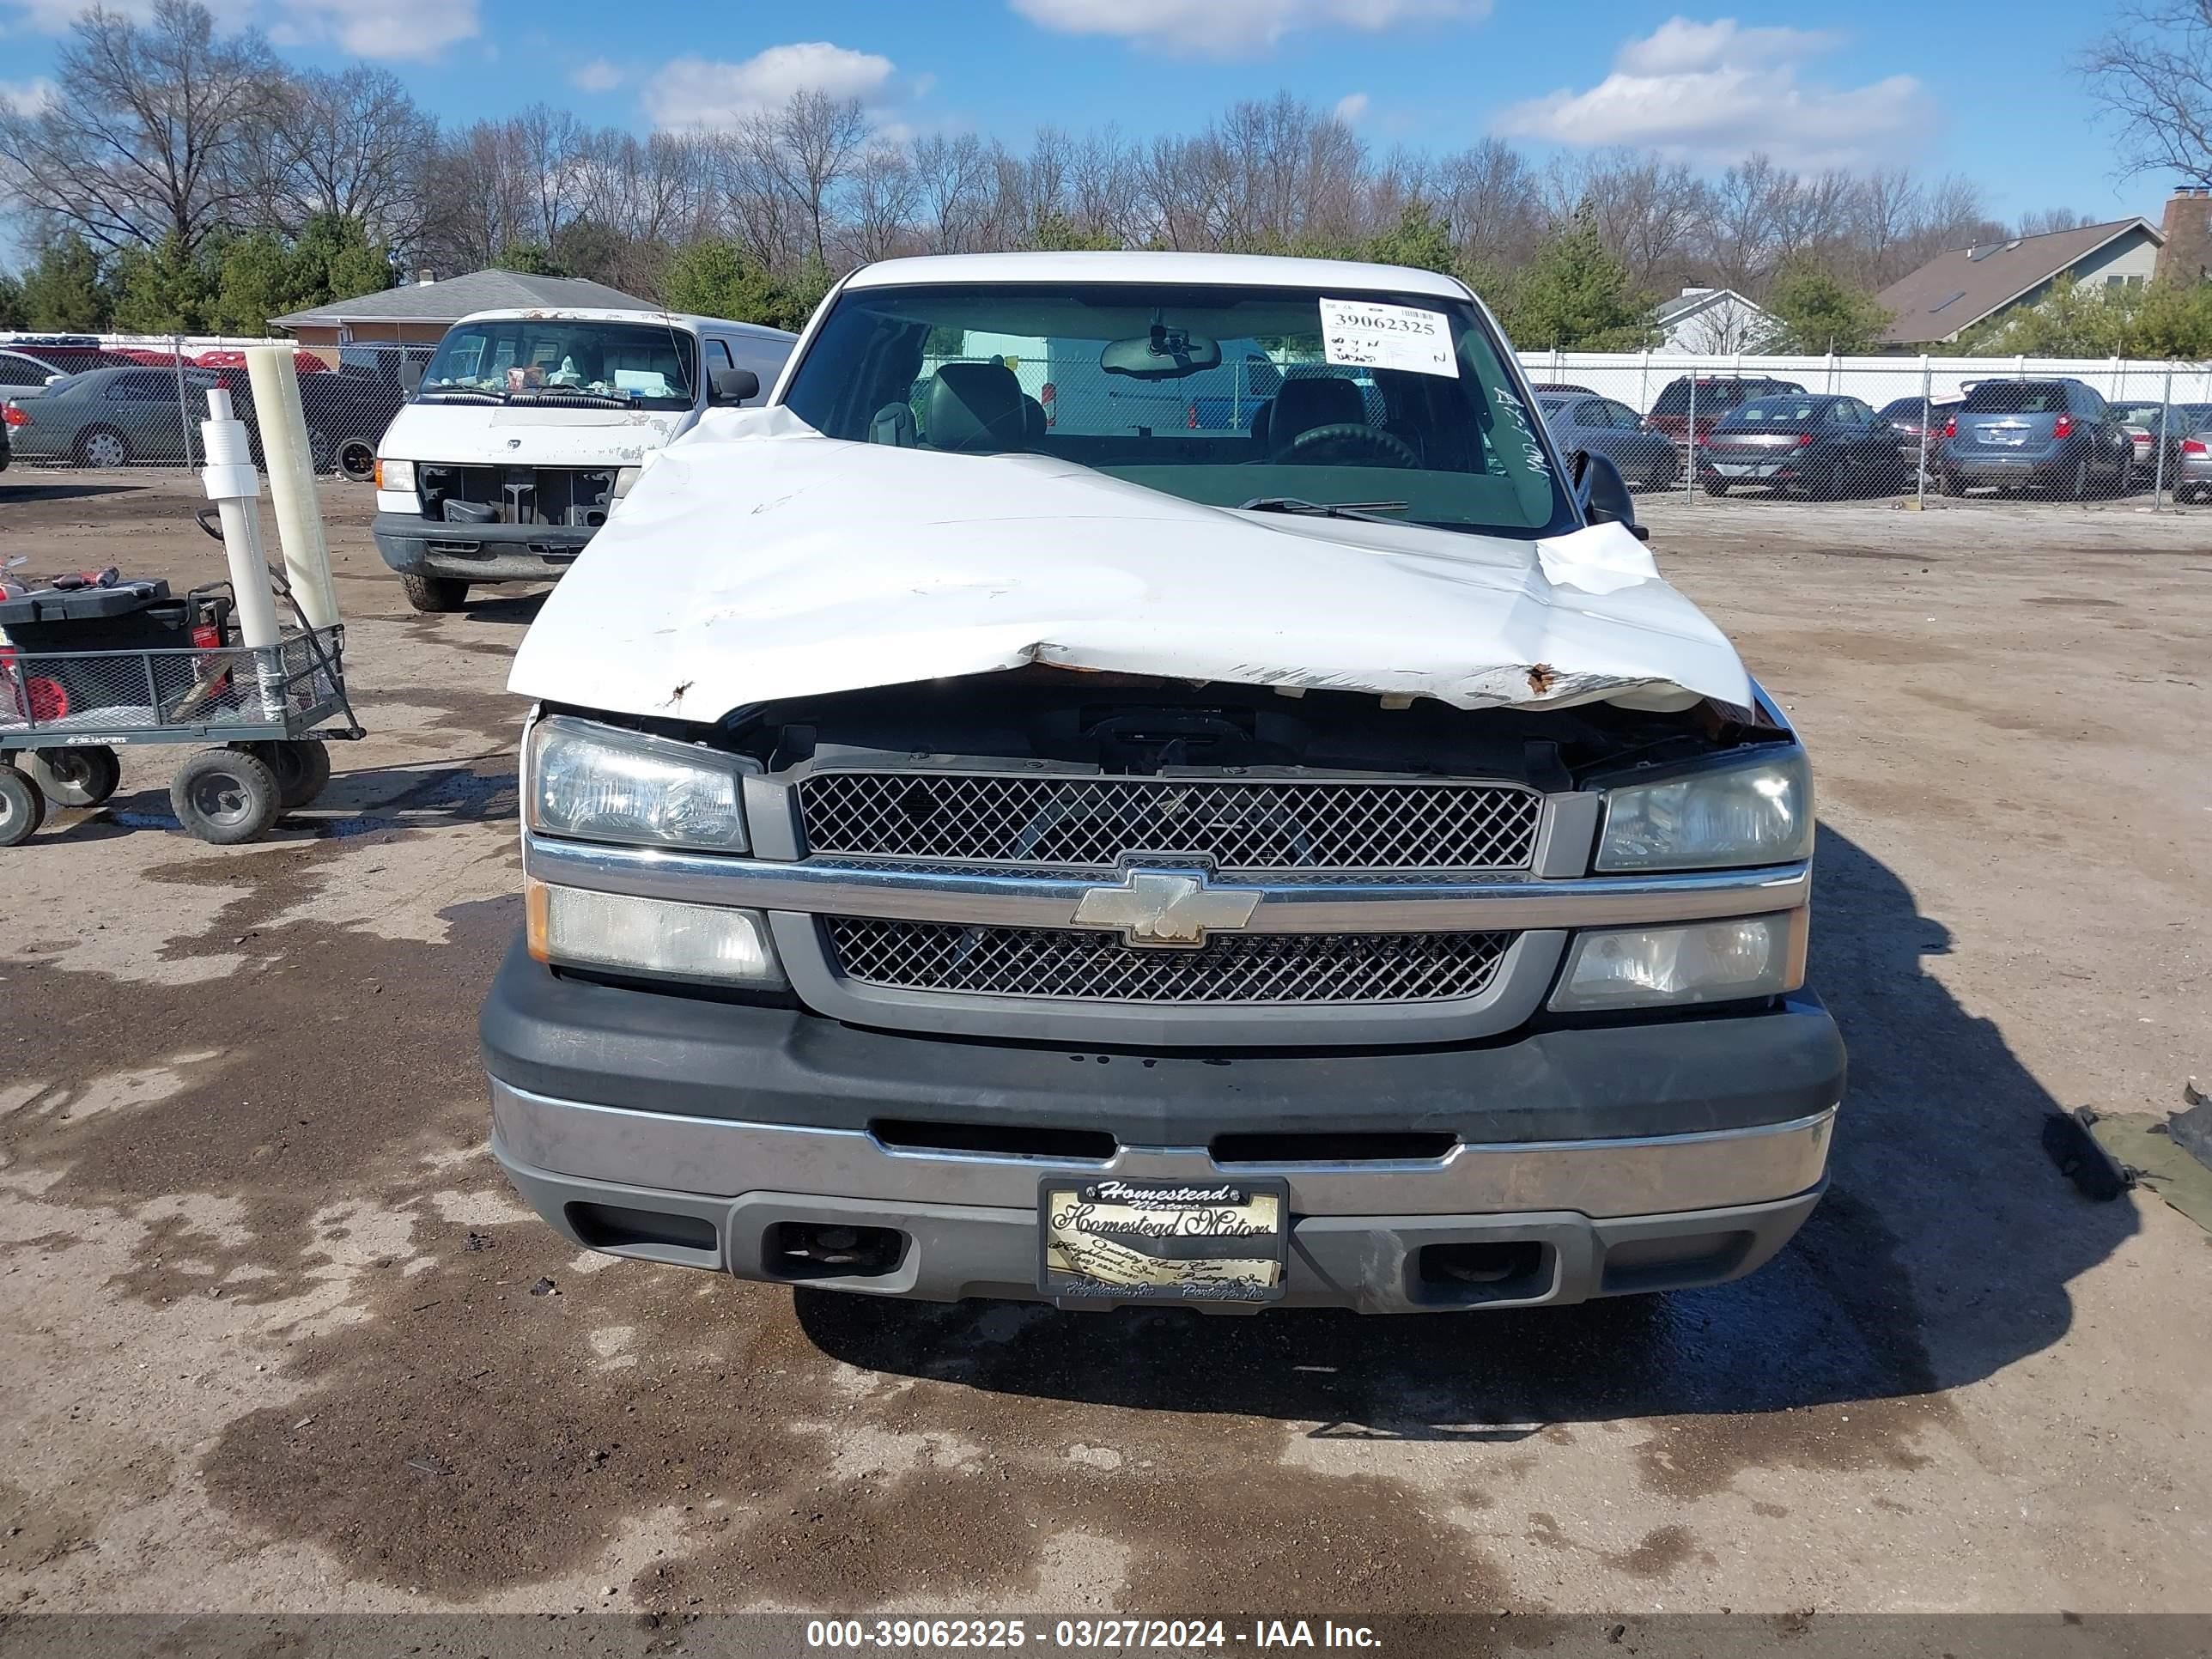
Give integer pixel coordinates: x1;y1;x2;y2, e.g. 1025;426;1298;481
0;471;2206;1617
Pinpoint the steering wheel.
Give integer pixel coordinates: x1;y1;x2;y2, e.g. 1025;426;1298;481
1282;422;1419;469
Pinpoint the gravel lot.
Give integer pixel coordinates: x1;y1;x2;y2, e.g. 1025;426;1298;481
1;472;2206;1617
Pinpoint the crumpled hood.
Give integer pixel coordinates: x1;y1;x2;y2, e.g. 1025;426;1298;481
507;406;1752;720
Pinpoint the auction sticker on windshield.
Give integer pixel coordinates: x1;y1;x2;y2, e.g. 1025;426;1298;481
1319;296;1458;378
1039;1177;1288;1302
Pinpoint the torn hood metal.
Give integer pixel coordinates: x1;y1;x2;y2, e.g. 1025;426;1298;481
507;406;1752;720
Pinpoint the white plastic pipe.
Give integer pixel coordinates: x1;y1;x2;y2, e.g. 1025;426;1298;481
200;388;285;720
245;344;341;632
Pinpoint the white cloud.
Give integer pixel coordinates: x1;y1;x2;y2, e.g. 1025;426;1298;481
1008;0;1486;57
271;0;480;62
570;57;623;93
0;76;54;113
1333;91;1369;123
1495;15;1928;169
645;41;897;131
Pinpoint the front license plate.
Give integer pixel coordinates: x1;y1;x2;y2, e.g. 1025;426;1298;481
1038;1176;1289;1302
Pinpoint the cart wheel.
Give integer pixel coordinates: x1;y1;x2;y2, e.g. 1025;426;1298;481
27;744;122;808
402;573;469;613
236;738;331;810
171;748;283;845
0;764;44;847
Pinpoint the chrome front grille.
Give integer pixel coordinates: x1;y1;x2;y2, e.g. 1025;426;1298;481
796;773;1541;872
823;917;1513;1006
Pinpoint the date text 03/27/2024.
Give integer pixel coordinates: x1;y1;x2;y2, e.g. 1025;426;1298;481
804;1619;1382;1650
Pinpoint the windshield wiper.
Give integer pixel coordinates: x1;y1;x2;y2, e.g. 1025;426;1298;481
507;389;634;409
416;388;500;404
1237;496;1411;524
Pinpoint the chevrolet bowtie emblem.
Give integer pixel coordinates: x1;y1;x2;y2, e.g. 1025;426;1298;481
1071;869;1261;948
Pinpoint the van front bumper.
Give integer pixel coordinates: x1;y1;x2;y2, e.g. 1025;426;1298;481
373;512;592;584
482;941;1844;1313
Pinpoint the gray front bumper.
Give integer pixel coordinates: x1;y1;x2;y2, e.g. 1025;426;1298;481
373;512;592;583
489;1079;1832;1313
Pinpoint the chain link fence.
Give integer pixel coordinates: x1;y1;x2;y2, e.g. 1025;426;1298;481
1517;352;2212;512
0;336;428;482
8;331;2209;513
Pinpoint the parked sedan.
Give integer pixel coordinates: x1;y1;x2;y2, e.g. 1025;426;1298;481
1875;395;1962;479
3;365;219;467
0;348;69;402
1535;392;1680;489
2111;401;2201;481
1698;392;1901;498
2178;422;2212;503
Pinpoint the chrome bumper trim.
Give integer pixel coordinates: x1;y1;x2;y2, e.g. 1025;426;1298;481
522;834;1811;934
490;1078;1835;1220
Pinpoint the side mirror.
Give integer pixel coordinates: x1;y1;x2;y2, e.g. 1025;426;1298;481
398;358;422;393
1571;450;1648;542
710;367;760;407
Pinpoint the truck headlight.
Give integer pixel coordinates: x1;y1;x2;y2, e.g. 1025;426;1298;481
526;715;751;852
1550;911;1807;1012
375;457;416;493
1595;749;1811;872
526;880;785;987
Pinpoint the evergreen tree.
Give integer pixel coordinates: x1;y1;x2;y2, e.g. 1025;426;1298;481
20;233;111;332
1759;258;1893;353
1497;218;1654;350
111;233;214;333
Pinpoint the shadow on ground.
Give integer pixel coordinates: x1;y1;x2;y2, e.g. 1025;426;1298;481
0;481;144;507
799;824;2134;1452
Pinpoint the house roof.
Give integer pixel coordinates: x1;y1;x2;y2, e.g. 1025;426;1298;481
1653;287;1772;326
270;269;660;329
1874;218;2164;345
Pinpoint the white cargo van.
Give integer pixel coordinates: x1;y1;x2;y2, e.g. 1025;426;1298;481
371;307;794;612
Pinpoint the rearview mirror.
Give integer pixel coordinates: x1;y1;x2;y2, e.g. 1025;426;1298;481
1100;325;1221;380
710;366;760;406
1571;450;1649;542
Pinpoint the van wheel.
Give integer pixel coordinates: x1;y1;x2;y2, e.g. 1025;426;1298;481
402;573;469;612
27;744;122;807
338;439;376;482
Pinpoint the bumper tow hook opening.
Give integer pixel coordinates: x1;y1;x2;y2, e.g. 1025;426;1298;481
768;1221;908;1280
1417;1239;1547;1298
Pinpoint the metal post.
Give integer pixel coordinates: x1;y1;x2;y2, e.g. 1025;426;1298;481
1917;356;1932;509
1686;370;1698;507
1638;349;1650;415
2156;363;2173;508
171;334;198;469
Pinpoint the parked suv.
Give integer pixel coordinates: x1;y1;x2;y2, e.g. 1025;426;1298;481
1644;375;1807;452
484;252;1843;1316
1937;378;2135;498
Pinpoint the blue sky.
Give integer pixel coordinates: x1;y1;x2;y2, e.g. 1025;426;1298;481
0;0;2154;234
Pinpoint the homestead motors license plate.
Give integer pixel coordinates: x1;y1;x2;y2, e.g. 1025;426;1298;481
1039;1177;1289;1302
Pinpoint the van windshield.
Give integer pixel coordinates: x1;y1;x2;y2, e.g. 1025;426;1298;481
779;281;1575;538
416;319;697;410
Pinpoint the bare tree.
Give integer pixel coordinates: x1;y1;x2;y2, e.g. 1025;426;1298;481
266;67;435;249
2081;0;2212;187
0;0;276;253
910;131;995;254
846;142;918;262
514;104;590;246
2016;206;2093;237
1437;138;1545;268
737;90;869;269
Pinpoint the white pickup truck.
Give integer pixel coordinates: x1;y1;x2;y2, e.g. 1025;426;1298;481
372;307;793;612
483;252;1842;1314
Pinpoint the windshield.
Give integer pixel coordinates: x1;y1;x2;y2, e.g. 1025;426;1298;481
416;319;697;410
779;280;1574;538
